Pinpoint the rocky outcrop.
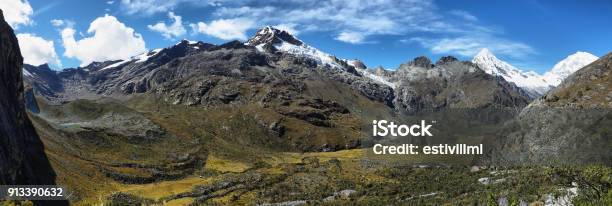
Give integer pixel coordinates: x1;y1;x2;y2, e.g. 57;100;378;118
23;64;63;99
0;9;57;185
407;56;434;69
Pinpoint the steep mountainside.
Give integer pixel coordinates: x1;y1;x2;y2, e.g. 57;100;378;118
0;9;56;185
23;63;63;101
488;52;612;165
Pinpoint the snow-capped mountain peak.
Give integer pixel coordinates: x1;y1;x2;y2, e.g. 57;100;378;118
246;26;304;48
246;26;346;69
246;26;395;88
175;39;199;45
474;48;495;60
473;48;518;75
543;51;598;86
472;48;551;97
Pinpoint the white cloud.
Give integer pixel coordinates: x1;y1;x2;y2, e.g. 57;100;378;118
120;0;176;15
50;19;75;28
449;10;478;22
119;0;448;42
120;0;212;15
214;0;452;40
16;33;61;66
409;35;535;58
335;31;365;44
118;0;535;60
189;18;254;40
60;14;147;66
148;12;186;39
209;0;451;43
0;0;33;28
107;1;115;4
273;23;299;35
50;19;64;27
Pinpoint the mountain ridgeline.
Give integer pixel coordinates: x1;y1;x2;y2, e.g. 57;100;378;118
22;26;609;167
24;27;530;114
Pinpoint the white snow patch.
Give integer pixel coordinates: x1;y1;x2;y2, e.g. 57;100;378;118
274;41;342;68
23;69;34;77
254;44;264;52
346;60;395;88
101;48;162;70
363;70;395;88
135;48;162;63
101;59;131;71
175;39;198;45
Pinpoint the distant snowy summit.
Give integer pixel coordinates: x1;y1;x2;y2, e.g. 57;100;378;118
245;26;347;68
542;51;598;86
472;48;597;97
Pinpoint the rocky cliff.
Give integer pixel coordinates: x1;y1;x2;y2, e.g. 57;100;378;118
0;9;56;185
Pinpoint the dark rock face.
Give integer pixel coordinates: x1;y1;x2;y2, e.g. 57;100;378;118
349;60;366;70
435;56;459;65
24;84;40;113
0;10;56;185
407;56;434;69
23;64;64;100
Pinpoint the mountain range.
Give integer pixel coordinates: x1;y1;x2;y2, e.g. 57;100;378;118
24;27;598;105
9;24;612;204
23;27;537;111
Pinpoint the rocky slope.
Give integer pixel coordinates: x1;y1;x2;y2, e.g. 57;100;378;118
0;9;56;185
488;52;612;165
358;55;531;115
389;56;530;114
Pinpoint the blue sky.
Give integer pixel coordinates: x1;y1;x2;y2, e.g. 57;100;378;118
3;0;612;73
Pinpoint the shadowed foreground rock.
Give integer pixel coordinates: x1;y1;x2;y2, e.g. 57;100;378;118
0;9;67;205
